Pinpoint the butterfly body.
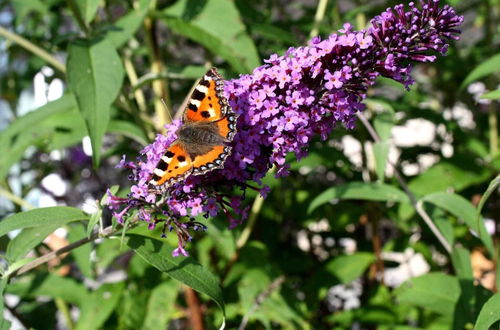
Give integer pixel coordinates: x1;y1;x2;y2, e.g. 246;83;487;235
150;68;237;187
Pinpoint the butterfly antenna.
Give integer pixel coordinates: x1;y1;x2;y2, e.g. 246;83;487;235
161;98;174;122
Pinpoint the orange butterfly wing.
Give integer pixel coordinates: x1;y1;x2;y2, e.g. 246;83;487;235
150;68;237;187
184;68;229;124
150;143;193;186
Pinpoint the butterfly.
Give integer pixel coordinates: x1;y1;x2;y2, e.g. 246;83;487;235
149;68;238;187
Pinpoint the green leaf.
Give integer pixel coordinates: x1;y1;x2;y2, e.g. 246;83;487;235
477;175;500;220
7;273;87;305
452;247;475;324
142;281;179;330
408;160;491;196
474;293;500;330
105;1;150;48
5;224;60;262
396;273;460;316
420;192;494;256
308;182;410;214
326;252;376;284
373;111;395;140
460;53;500;89
373;141;390;181
76;282;125;330
125;234;226;324
68;224;93;279
0;277;11;330
0;94;78;179
2;258;34;278
480;89;500;100
86;209;102;238
67;38;124;166
75;0;100;24
0;207;88;238
108;120;148;146
161;0;260;73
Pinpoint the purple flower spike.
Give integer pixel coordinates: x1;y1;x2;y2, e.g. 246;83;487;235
107;0;463;256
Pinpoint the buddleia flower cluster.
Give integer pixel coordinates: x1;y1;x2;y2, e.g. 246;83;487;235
107;0;463;256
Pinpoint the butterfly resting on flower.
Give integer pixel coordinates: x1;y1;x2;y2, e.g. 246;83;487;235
149;68;238;188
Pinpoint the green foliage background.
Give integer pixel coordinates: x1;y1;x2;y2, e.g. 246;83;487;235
0;0;499;329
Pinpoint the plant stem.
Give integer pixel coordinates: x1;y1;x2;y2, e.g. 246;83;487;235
0;187;34;210
144;1;171;131
309;0;329;38
357;112;452;254
13;222;129;276
55;298;75;330
184;286;205;330
0;26;66;74
488;104;498;156
236;195;265;249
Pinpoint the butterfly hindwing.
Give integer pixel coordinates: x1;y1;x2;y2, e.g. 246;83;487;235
150;142;193;186
191;145;232;175
184;68;229;124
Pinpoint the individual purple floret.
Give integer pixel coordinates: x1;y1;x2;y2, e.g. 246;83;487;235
106;0;463;256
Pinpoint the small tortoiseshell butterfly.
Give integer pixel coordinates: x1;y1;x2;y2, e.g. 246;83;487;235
150;68;237;187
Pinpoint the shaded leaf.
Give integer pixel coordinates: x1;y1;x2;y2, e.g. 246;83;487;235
68;224;93;279
480;89;500;100
76;282;124;330
476;175;500;220
142;281;179;330
67;38;124;166
108;120;148;146
105;0;150;48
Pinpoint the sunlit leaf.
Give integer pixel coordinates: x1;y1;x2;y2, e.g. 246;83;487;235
67;38;124;166
474;293;500;330
0;207;88;238
420;192;494;256
308;182;410;213
396;273;460;316
460;53;500;89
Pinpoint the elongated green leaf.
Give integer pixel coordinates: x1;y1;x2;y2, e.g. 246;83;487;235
308;182;410;213
75;0;100;24
452;247;475;322
0;207;88;238
373;141;390;181
373;111;394;141
6;273;87;305
396;273;460;316
460;53;500;89
67;38;124;166
142;281;179;330
108;120;148;146
106;0;150;48
477;175;500;219
0;94;78;178
162;0;260;73
76;283;124;330
5;224;60;262
480;89;500;100
0;277;11;330
125;234;226;321
474;293;500;330
420;192;494;256
68;224;93;279
326;252;376;284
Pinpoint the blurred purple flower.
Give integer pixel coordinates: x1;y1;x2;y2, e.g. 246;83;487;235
106;0;463;256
